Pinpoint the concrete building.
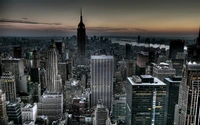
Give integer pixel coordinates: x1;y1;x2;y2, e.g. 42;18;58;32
91;55;114;110
21;103;37;124
126;75;168;125
38;92;63;123
46;43;62;93
174;62;200;125
2;58;27;92
0;89;8;125
152;62;176;81
6;102;22;125
164;76;181;125
0;71;16;102
93;101;116;125
136;51;149;75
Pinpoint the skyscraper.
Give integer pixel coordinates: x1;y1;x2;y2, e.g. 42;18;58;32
0;89;8;125
91;55;114;110
77;9;86;58
164;76;181;125
126;75;168;125
2;58;27;92
93;100;114;125
187;28;200;62
46;43;62;93
169;40;184;59
13;46;22;58
6;102;22;125
32;50;40;68
0;71;16;102
174;62;200;125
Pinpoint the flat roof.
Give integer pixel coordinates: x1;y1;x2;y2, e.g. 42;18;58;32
164;78;181;83
91;55;113;59
127;76;166;86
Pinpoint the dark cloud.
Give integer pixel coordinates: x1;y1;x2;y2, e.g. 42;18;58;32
21;18;28;20
0;18;62;25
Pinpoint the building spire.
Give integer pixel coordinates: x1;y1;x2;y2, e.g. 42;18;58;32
80;7;83;22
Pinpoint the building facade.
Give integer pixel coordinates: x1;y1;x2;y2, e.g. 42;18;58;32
46;43;62;93
21;103;37;124
91;55;114;110
0;71;16;102
164;76;181;125
38;92;63;123
0;90;8;125
126;75;168;125
152;62;176;81
6;102;22;125
174;62;200;125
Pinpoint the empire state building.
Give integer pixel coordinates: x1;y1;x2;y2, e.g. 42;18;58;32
77;9;86;58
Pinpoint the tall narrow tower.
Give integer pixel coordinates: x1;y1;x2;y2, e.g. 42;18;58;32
46;43;62;93
77;8;86;58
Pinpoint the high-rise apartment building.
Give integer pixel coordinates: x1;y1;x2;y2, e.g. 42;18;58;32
174;62;200;125
91;55;114;110
0;71;16;102
46;43;62;93
126;75;168;125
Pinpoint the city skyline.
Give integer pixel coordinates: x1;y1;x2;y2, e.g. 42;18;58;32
0;0;200;37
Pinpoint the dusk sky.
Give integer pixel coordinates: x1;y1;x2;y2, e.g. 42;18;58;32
0;0;200;37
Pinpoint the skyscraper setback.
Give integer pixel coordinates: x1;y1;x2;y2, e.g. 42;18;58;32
174;62;200;125
90;55;114;110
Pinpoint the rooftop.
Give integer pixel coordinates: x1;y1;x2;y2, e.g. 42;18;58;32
91;55;114;59
128;75;166;86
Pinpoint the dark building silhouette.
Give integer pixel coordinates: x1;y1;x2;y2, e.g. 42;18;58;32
169;40;184;59
164;76;181;125
30;68;40;84
169;40;185;75
32;50;40;68
125;44;131;59
13;47;22;58
77;9;86;58
187;28;200;62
